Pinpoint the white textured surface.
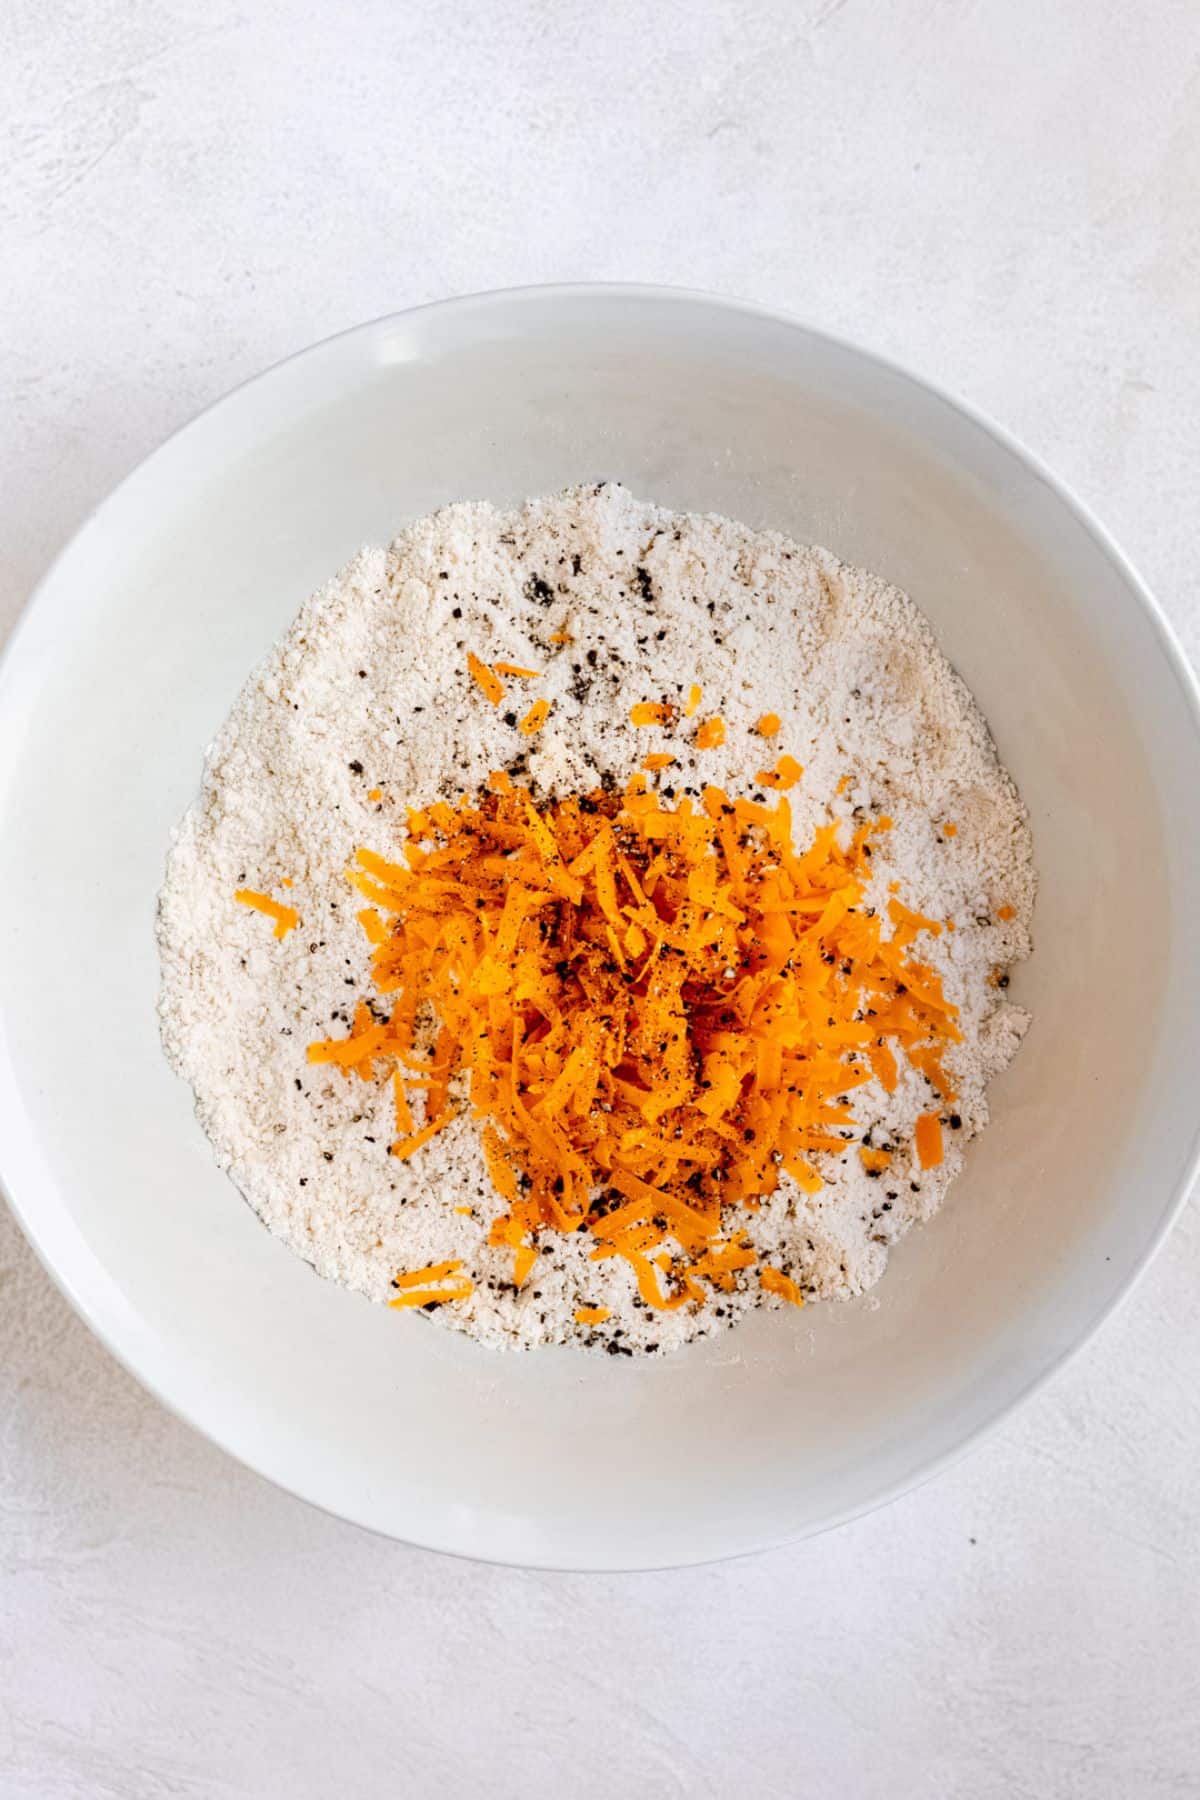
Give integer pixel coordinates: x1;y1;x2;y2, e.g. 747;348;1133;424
2;1;1199;1794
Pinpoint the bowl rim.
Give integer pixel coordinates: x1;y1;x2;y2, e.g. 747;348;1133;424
2;280;1199;1570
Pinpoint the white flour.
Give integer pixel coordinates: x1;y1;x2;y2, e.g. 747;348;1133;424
158;484;1034;1352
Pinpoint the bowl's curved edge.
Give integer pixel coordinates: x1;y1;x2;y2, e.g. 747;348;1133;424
1;281;1199;1571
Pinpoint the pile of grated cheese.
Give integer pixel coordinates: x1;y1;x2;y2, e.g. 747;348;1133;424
157;483;1034;1353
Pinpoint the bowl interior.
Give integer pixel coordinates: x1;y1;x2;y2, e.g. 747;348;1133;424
2;288;1199;1568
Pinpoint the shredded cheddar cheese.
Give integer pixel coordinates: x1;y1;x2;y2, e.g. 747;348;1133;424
308;771;959;1313
755;713;781;738
391;1110;454;1161
915;1111;944;1168
234;889;299;939
394;1259;463;1288
389;1257;475;1309
760;1266;804;1307
756;754;803;791
519;698;551;735
694;716;725;749
467;652;504;705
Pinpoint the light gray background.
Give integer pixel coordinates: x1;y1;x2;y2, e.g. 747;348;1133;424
3;3;1199;1796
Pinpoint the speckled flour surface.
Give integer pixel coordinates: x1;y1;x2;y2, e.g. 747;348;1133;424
158;484;1034;1352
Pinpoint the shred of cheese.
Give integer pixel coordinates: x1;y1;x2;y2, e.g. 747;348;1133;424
518;698;551;735
234;888;299;939
915;1111;944;1168
694;716;725;750
760;1266;804;1307
630;701;675;727
467;652;504;705
306;768;958;1319
755;754;803;790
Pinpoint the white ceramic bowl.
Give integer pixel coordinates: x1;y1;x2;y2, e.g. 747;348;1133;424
2;286;1199;1570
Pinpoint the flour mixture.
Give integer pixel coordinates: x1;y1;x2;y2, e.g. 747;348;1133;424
158;484;1034;1352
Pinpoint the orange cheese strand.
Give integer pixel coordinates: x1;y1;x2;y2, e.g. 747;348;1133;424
694;716;725;749
760;1267;804;1308
392;1071;414;1136
309;776;958;1310
488;1211;538;1286
519;698;551;735
756;754;804;791
756;713;781;738
915;1111;944;1168
389;1280;473;1309
234;889;299;939
684;683;703;718
391;1110;454;1160
394;1259;464;1289
574;1305;611;1326
910;1045;957;1102
467;651;504;705
630;701;675;727
388;1257;473;1312
494;661;541;678
357;906;387;945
